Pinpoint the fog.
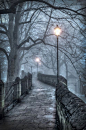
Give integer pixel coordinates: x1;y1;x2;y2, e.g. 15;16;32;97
0;0;86;101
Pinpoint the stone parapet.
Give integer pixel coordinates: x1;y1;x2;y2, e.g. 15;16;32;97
56;82;86;130
38;73;86;130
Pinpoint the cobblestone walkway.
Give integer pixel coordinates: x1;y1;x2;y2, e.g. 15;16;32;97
0;78;57;130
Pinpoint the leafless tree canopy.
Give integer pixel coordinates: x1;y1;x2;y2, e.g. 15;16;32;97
0;0;86;94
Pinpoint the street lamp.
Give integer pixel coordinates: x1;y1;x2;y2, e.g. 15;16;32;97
35;57;40;74
54;25;61;86
31;66;32;74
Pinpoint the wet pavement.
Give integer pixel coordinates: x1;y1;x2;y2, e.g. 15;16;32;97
0;78;57;130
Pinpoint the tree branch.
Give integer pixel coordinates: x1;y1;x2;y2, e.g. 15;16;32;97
18;37;32;49
0;0;86;18
0;8;16;14
18;36;43;49
20;41;41;50
0;24;7;32
0;47;9;61
0;30;7;35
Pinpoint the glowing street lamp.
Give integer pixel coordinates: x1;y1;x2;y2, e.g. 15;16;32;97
35;57;40;74
54;25;61;87
54;26;61;36
35;58;40;62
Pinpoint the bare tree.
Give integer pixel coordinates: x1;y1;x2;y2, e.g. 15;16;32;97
0;0;86;89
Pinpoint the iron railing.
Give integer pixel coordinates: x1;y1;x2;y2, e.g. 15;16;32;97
4;73;32;112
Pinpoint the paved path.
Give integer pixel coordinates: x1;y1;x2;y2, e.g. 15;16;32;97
0;79;57;130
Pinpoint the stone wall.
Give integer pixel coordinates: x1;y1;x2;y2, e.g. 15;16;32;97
56;82;86;130
38;73;67;86
38;73;86;130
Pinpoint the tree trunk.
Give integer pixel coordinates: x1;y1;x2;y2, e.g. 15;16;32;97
0;63;1;79
7;48;21;82
7;54;16;81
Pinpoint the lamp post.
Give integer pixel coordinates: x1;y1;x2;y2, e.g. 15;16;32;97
35;58;40;74
54;25;61;86
31;66;32;74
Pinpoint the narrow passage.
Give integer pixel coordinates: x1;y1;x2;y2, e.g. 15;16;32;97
0;78;57;130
